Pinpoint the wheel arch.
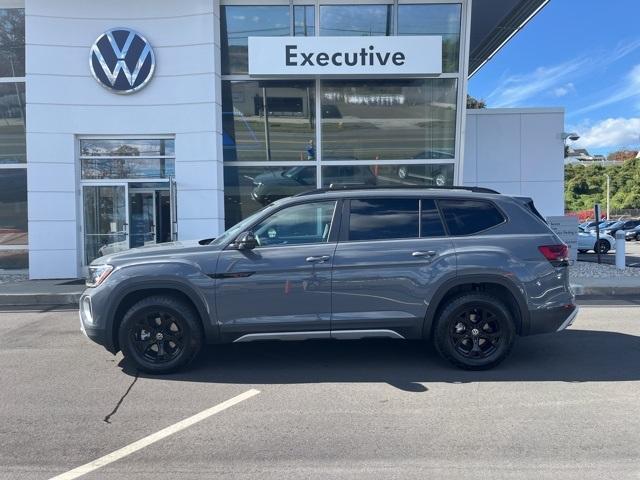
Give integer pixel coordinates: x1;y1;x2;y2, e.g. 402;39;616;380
422;275;530;339
105;280;216;354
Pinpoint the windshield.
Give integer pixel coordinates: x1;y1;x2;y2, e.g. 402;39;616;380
208;203;278;247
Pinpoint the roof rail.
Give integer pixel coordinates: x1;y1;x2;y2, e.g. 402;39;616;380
294;184;501;197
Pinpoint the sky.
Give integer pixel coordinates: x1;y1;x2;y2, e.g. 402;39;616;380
468;0;640;156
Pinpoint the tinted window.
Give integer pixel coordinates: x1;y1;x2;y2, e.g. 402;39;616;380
439;200;505;236
420;199;445;237
349;198;418;241
320;5;392;36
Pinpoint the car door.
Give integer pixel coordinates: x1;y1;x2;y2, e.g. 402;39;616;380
330;197;456;339
215;199;340;339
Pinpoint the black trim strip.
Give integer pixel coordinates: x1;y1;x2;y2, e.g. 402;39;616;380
207;271;255;279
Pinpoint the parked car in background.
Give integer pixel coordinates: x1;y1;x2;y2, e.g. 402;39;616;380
624;224;640;241
585;220;617;232
603;219;640;236
577;227;614;254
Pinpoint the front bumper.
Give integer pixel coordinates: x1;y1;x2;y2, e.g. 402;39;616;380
527;304;579;335
78;291;114;352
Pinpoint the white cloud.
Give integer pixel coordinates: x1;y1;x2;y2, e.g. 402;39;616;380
572;64;640;116
553;82;575;97
485;38;640;108
573;118;640;150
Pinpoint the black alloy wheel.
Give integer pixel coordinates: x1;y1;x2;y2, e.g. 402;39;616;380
119;295;202;374
449;306;501;360
596;239;610;254
433;293;516;370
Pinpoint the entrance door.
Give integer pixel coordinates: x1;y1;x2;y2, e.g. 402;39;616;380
128;190;157;248
82;184;129;265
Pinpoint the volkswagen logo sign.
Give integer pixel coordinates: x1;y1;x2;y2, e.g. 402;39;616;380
90;28;155;94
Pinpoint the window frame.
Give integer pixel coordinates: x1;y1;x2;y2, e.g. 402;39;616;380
224;197;343;250
435;197;508;237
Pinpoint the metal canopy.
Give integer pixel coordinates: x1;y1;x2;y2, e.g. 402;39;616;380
469;0;549;76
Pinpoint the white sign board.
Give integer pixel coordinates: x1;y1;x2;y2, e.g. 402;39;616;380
248;36;442;76
546;216;578;262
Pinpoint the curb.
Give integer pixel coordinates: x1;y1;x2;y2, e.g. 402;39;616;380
0;293;81;307
571;284;640;297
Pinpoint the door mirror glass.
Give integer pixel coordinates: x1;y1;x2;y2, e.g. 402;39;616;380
235;231;258;250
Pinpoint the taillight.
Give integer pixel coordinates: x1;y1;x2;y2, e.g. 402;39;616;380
538;244;569;266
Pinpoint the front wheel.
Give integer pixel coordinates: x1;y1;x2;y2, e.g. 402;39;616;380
433;293;516;370
118;295;202;374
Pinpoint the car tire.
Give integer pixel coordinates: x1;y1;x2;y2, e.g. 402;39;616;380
577;249;588;254
118;295;203;374
595;239;610;254
433;293;516;370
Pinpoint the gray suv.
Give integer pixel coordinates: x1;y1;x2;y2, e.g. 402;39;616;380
80;186;577;373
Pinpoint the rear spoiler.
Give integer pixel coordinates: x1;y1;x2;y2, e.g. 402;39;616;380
513;196;546;223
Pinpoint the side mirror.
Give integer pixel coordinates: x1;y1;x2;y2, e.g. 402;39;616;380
235;231;258;250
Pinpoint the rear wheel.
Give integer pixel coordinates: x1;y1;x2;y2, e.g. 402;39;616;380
595;239;610;254
433;293;516;370
118;295;202;374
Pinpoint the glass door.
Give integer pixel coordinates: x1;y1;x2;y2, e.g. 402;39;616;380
82;184;129;265
128;189;157;248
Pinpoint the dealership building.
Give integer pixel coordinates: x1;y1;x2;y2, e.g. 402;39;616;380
0;0;564;279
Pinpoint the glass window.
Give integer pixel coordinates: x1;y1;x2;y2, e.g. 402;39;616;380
420;199;445;237
0;9;25;78
0;168;27;246
0;82;25;164
439;199;505;236
80;139;175;180
321;79;457;160
222;80;316;162
224;165;317;229
294;5;315;36
321;164;454;188
349;198;419;241
252;201;336;247
398;4;461;73
221;5;290;75
80;139;174;157
320;5;393;36
0;249;27;270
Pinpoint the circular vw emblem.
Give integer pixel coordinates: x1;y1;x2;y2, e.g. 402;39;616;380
90;28;155;94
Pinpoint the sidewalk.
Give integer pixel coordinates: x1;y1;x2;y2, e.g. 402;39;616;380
0;279;85;306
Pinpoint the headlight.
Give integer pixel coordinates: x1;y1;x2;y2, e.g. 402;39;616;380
86;264;114;287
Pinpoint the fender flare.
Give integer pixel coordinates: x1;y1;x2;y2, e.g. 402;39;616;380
104;278;217;353
421;274;530;339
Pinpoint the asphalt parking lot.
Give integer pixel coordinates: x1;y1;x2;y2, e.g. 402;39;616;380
1;301;640;479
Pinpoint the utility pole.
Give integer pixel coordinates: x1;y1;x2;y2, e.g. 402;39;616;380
606;174;610;220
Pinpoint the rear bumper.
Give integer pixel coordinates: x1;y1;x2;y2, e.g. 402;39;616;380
526;304;578;335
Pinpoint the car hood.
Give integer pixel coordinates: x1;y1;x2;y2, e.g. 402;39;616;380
91;239;220;266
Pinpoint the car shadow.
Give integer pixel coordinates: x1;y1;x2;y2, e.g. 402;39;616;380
121;329;640;392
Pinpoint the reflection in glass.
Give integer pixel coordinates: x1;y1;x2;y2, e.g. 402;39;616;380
83;186;128;264
398;4;461;73
320;5;392;36
321;79;457;160
0;82;25;164
0;168;26;245
321;164;454;188
222;80;316;162
81;158;175;180
0;9;24;78
294;5;315;37
221;5;290;74
0;249;27;270
349;198;419;241
80;139;174;157
224;165;317;229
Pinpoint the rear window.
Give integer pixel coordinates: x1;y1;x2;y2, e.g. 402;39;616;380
438;199;505;236
349;198;419;241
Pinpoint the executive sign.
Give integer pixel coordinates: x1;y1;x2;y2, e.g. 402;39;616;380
248;36;442;76
90;28;155;94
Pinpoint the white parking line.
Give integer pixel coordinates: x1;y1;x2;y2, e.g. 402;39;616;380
49;389;261;480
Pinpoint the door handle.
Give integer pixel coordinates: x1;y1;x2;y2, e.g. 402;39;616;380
412;251;437;258
306;255;331;263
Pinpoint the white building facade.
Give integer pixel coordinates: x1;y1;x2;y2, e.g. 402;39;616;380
0;0;562;279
